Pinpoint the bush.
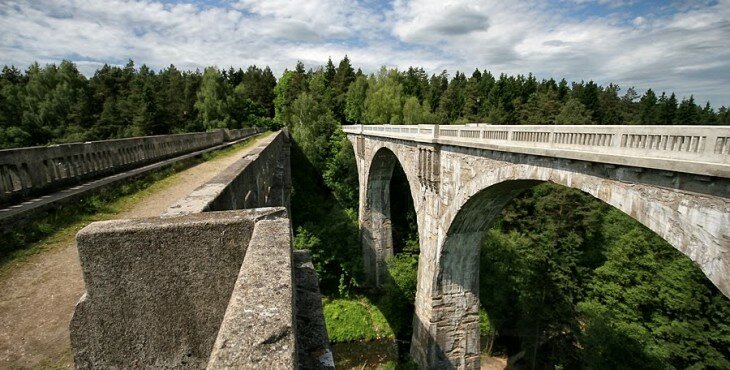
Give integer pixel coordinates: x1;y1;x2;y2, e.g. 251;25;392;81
324;297;394;342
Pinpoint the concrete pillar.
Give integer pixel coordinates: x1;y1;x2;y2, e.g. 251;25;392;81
359;150;396;287
411;180;539;369
411;230;483;369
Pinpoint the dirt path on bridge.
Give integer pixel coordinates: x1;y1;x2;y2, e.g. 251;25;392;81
0;133;271;369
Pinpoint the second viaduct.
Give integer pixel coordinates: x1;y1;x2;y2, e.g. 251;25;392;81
344;124;730;369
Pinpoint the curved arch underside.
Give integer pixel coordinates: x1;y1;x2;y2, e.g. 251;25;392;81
357;145;421;287
441;161;729;297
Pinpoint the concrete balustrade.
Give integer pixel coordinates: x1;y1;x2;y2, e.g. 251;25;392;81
343;124;730;177
0;127;263;205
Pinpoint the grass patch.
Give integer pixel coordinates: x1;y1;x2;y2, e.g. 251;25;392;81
0;133;264;270
324;296;395;342
201;131;270;161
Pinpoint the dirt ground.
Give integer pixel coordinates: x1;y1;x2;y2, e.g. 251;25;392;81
482;355;509;369
0;134;270;369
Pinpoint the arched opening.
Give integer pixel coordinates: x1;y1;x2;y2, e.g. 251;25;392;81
361;147;419;287
431;180;730;369
361;146;421;364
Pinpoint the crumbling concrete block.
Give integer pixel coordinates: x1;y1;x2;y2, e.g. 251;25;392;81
70;208;286;369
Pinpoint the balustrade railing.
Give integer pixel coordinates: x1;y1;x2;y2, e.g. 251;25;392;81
0;127;265;205
343;124;730;176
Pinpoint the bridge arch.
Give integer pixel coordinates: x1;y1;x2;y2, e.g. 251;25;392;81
413;157;729;369
359;144;422;286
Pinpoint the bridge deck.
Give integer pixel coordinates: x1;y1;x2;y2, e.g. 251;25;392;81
344;124;730;178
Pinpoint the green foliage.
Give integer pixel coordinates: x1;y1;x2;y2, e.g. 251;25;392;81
0;60;273;149
480;186;730;369
2;56;726;150
323;297;394;342
579;216;730;369
323;128;359;210
556;97;593;124
519;89;562;124
402;95;434;124
364;67;404;124
380;359;419;370
479;309;495;337
290;92;338;171
345;75;368;123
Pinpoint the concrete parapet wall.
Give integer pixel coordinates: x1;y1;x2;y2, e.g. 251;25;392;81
207;217;296;369
163;130;290;217
293;251;335;369
0;128;263;205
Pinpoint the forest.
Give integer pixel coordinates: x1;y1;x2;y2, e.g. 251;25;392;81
2;57;728;368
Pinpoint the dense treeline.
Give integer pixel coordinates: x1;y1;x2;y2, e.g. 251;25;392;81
3;58;727;150
0;60;277;149
341;65;730;126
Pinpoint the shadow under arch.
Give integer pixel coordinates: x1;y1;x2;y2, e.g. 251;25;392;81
361;146;421;287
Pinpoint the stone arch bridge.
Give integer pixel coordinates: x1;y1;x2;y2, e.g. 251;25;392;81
343;124;730;369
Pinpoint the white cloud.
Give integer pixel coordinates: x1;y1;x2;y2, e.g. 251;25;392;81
388;0;730;105
0;0;728;106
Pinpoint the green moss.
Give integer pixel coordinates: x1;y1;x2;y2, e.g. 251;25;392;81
324;297;395;343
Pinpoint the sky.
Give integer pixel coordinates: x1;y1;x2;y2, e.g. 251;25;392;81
1;0;729;106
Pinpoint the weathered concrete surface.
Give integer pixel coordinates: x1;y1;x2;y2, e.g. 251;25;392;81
70;127;330;369
70;208;284;369
207;217;295;369
294;250;335;370
0;128;263;206
163;130;291;217
347;129;730;370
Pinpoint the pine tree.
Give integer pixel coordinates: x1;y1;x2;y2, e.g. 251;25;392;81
676;95;700;125
438;71;467;123
324;58;336;87
556;98;592;125
657;92;677;125
638;89;659;125
462;69;483;122
345;75;368;124
519;90;561;124
331;56;356;123
599;84;622;125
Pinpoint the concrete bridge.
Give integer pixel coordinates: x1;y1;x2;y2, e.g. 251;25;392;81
343;124;730;369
